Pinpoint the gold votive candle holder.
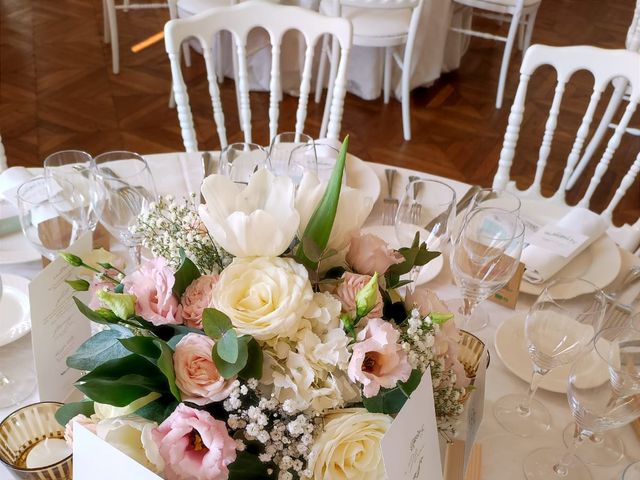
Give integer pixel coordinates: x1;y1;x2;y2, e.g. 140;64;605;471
0;401;72;479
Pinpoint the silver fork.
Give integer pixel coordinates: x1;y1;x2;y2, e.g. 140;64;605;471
601;266;640;329
408;175;422;223
383;168;398;225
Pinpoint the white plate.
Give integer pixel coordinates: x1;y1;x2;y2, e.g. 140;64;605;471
0;230;40;265
494;312;610;393
361;225;444;285
0;274;31;347
517;199;621;299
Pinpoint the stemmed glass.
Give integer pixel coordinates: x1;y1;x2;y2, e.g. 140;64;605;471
449;207;525;331
453;188;521;239
313;142;341;183
16;176;82;261
90;151;157;266
288;142;318;185
523;326;640;480
219;143;266;184
394;179;456;290
267;132;316;180
43;150;100;231
493;278;607;437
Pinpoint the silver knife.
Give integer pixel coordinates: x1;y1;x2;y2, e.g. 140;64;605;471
200;152;213;204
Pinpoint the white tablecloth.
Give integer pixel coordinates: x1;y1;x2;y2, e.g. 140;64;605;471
2;152;639;479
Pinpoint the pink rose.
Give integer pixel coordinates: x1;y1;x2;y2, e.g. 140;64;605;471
435;317;471;389
64;414;97;446
182;275;218;329
123;257;182;326
346;233;403;276
405;286;449;316
335;272;383;319
348;317;412;397
173;333;235;405
153;404;236;480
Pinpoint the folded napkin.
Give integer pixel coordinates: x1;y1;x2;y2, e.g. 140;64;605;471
522;207;607;284
0;166;35;205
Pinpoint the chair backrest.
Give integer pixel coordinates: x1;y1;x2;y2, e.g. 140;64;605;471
164;0;352;151
492;45;640;227
627;0;640;52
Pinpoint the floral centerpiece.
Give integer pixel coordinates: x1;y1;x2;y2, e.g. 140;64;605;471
57;137;473;480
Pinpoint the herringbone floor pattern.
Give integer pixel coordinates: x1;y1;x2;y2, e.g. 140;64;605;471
0;0;638;225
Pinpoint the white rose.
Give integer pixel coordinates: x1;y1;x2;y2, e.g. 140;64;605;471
199;169;299;257
95;415;164;474
307;408;391;480
212;256;312;341
93;392;161;420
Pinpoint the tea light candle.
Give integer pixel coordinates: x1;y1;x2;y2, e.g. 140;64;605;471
26;438;71;468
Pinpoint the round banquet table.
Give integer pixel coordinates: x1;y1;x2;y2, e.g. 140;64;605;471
1;152;639;480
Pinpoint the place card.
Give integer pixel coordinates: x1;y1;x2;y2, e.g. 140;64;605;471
463;350;487;475
382;367;443;480
489;261;525;309
74;424;162;480
526;223;589;258
29;232;93;402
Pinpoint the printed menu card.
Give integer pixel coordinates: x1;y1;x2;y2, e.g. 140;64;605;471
29;232;92;402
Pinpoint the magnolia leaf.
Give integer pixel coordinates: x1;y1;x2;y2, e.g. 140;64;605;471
238;337;263;380
203;308;233;340
67;325;132;371
295;136;349;269
55;401;95;427
65;278;90;291
173;251;201;298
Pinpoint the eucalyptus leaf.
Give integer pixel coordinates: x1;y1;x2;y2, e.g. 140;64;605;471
55;401;95;427
173;252;201;298
212;336;249;379
203;308;233;339
217;329;239;363
67;326;133;371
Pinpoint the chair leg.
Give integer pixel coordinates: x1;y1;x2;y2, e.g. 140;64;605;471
383;47;392;104
104;0;119;74
517;19;525;51
567;80;627;189
230;39;244;132
215;32;224;83
102;0;110;44
523;8;538;52
320;37;339;139
495;10;521;109
182;43;192;68
123;0;129;11
401;49;412;141
315;35;329;104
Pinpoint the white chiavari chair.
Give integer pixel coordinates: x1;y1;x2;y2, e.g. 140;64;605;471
566;0;640;189
449;0;542;109
164;0;352;150
103;0;174;74
493;45;640;251
314;0;424;141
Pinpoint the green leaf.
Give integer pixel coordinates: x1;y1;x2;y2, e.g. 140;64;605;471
228;451;271;480
167;333;188;350
202;308;233;339
75;354;166;406
173;251;201;298
398;369;422;397
135;398;180;424
217;329;239;363
114;283;124;294
73;297;116;325
65;278;90;291
212;336;249;379
96;290;136;320
295;135;349;269
362;371;422;415
55;400;95;427
238;337;263;380
120;337;161;358
67;325;133;371
155;340;181;401
430;312;454;325
94;308;121;323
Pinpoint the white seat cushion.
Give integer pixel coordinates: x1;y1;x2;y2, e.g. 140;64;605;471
177;0;229;16
454;0;540;9
319;0;412;45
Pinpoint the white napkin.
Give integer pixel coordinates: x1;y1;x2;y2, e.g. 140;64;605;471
0;166;35;206
522;208;607;284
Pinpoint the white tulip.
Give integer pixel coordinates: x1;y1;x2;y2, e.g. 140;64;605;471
199;169;300;257
96;415;164;474
296;172;373;253
93;392;161;420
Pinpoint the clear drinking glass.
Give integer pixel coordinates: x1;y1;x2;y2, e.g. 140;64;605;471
288;143;318;185
394;179;456;289
623;461;640;480
43;150;99;231
523;327;640;480
219;143;266;184
16;177;82;261
267;132;315;179
449;207;525;331
313;142;341;183
90;151;157;266
453;188;521;239
493;278;607;437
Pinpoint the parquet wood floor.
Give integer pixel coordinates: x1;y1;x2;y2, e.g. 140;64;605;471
0;0;638;225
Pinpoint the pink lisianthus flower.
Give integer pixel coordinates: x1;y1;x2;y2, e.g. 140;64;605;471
346;233;403;276
123;257;182;325
348;318;412;397
335;272;383;320
153;404;236;480
181;275;218;329
173;333;235;405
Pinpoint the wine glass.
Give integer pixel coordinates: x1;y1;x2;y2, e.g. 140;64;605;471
394;179;456;289
267;132;315;178
493;278;607;437
523;327;640;480
90;151;157;266
288;142;318;185
449;207;525;331
453;188;521;240
313;142;341;183
623;461;640;479
219;143;266;184
16;176;82;261
43;150;100;231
